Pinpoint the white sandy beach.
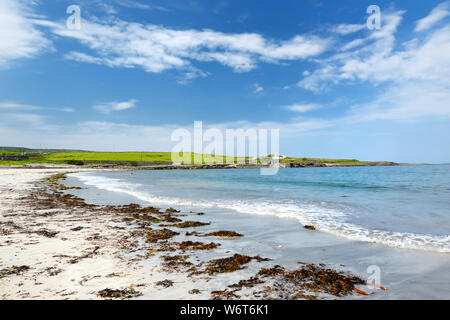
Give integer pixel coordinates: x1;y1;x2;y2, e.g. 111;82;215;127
0;168;294;300
0;168;203;299
1;168;449;300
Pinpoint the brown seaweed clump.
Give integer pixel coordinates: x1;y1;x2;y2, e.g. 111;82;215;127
97;288;142;299
110;203;161;215
0;265;30;278
257;263;367;298
146;228;179;243
189;289;201;294
202;230;243;238
155;279;174;288
156;241;220;252
304;225;316;230
174;221;211;228
228;277;264;289
35;229;59;238
177;241;220;251
185;231;202;236
206;254;270;275
161;255;193;272
211;289;240;300
132;213;164;224
257;265;285;277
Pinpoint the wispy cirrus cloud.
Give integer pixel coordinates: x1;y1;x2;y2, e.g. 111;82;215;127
296;3;450;125
282;103;320;113
37;16;330;75
0;0;51;68
113;0;168;11
0;101;74;112
415;1;450;32
2;113;47;126
299;6;450;91
93;99;138;114
332;23;366;35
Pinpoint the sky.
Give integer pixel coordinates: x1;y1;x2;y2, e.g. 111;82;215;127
0;0;449;163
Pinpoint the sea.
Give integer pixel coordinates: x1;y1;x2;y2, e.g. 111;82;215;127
65;165;450;299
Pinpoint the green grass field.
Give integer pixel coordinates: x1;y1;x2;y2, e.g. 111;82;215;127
0;150;374;167
0;151;21;156
41;152;247;163
0;152;248;166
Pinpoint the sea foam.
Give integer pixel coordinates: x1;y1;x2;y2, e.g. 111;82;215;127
72;172;450;253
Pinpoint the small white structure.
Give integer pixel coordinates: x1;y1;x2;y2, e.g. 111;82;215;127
270;153;286;160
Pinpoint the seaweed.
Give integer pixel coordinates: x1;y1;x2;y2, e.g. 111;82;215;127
161;255;193;272
211;289;240;300
201;230;243;238
35;229;59;238
155;279;174;288
146;228;179;243
258;265;285;277
228;277;264;289
97;288;142;299
133;213;163;224
111;203;163;215
174;221;211;228
46;267;63;276
177;241;220;251
205;254;269;275
0;265;30;278
257;263;367;298
161;215;183;223
304;225;316;230
189;289;201;294
185;231;202;236
69;246;100;264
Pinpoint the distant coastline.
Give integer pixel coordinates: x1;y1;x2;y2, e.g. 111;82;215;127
0;147;400;169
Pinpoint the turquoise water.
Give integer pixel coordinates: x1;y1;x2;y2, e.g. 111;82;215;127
72;165;450;253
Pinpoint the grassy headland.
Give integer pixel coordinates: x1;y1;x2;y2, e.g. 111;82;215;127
0;148;397;167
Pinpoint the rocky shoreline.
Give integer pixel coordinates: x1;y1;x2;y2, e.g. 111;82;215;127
1;160;399;171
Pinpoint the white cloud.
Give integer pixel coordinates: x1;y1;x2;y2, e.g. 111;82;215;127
282;104;320;113
93;99;138;114
415;1;450;32
0;101;74;112
298;8;450;95
252;83;264;93
177;67;209;85
347;82;450;122
39;17;330;75
0;0;51;67
298;9;406;92
1;113;46;126
332;23;366;35
114;0;168;11
0;121;175;152
292;5;450;128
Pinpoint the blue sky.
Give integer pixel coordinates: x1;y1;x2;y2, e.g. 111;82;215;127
0;0;449;163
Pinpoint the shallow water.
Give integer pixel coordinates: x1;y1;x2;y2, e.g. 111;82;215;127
71;165;450;253
65;165;450;299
